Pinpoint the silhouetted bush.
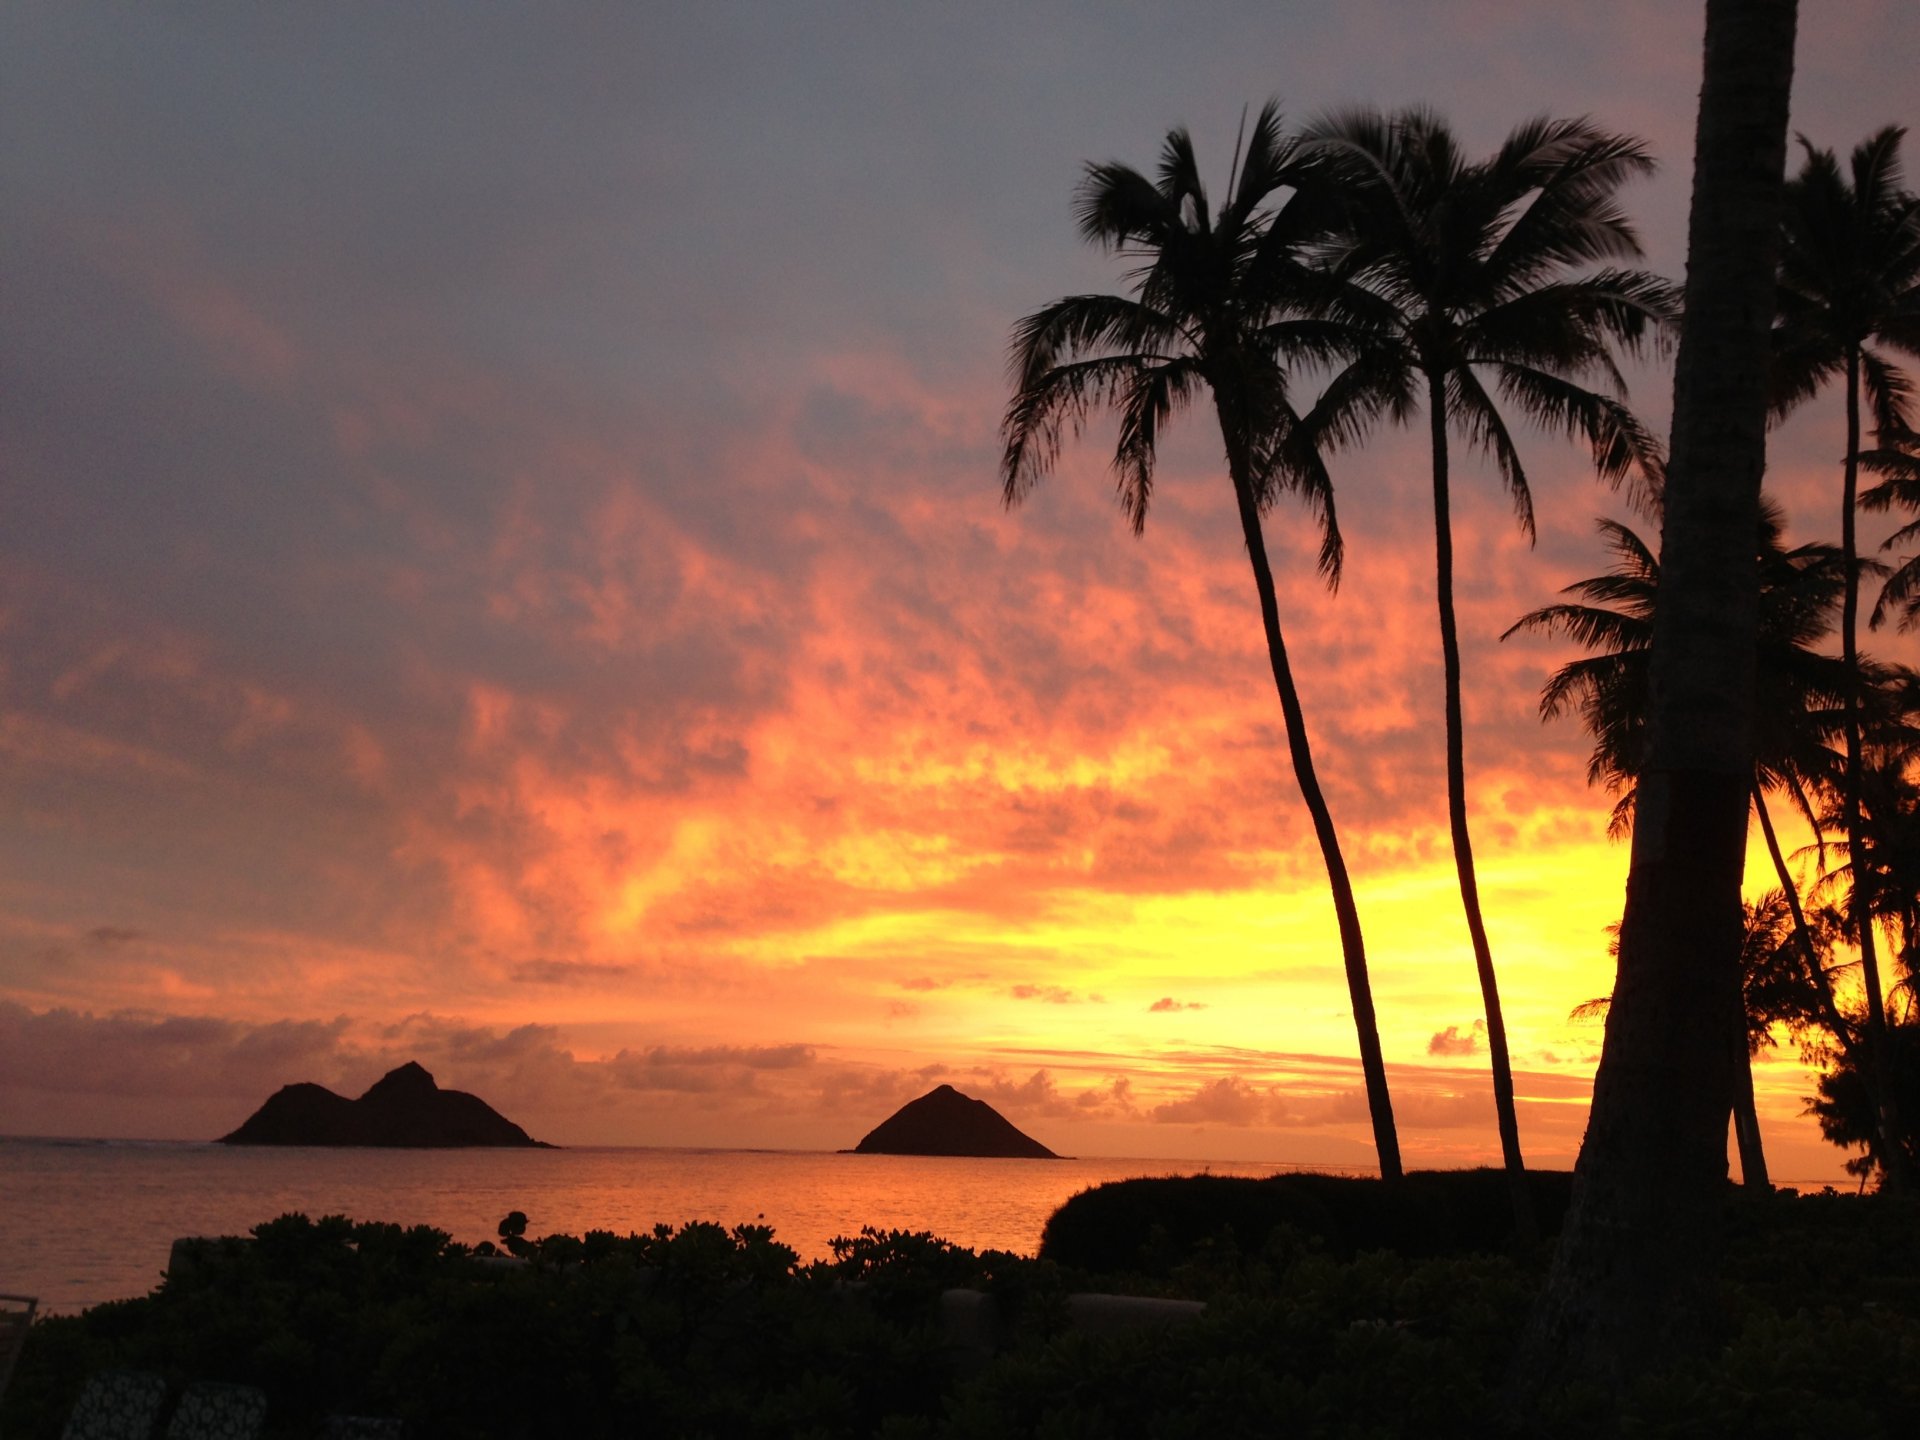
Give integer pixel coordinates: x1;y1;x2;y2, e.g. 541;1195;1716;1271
1038;1167;1577;1276
7;1183;1918;1438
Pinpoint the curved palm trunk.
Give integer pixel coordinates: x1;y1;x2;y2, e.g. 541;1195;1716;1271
1427;375;1534;1240
1840;348;1913;1190
1219;421;1402;1182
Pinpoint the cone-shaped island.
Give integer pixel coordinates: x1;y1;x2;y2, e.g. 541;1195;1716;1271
848;1083;1060;1158
220;1061;552;1148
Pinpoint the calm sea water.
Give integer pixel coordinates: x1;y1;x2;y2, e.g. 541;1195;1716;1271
0;1138;1315;1314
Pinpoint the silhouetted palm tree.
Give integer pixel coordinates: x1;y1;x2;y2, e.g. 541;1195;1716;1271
1771;125;1920;1187
1812;749;1920;1000
1505;498;1850;835
1523;0;1799;1386
1570;890;1827;1188
1508;499;1855;1186
1804;743;1920;1184
999;104;1403;1180
1300;106;1675;1226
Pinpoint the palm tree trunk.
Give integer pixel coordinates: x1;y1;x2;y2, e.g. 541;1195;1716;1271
1427;373;1534;1241
1730;1019;1770;1188
1222;437;1402;1182
1752;784;1861;1063
1517;0;1798;1392
1840;346;1913;1190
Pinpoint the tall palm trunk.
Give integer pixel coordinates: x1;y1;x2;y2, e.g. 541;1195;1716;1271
1840;349;1913;1190
1519;0;1798;1390
1219;404;1402;1182
1730;1013;1770;1187
1427;374;1534;1239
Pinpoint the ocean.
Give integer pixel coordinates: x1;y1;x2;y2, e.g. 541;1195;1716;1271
0;1137;1316;1314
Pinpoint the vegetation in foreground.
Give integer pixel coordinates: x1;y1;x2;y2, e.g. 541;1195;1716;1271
6;1174;1917;1439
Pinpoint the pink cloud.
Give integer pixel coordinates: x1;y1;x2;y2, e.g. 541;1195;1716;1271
1428;1021;1488;1057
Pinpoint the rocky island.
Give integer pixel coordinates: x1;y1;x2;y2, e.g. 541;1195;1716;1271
219;1061;552;1148
848;1083;1060;1158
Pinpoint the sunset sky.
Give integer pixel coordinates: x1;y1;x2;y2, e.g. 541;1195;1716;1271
4;3;1916;1181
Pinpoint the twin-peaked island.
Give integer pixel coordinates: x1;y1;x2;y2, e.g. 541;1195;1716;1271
220;1065;1057;1158
219;1062;552;1148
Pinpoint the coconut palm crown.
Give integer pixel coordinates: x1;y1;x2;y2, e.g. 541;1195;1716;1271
1771;126;1920;437
999;102;1403;1180
1002;103;1352;562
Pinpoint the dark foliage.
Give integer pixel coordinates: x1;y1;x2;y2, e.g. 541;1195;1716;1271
1813;1019;1920;1179
1037;1169;1575;1277
5;1215;986;1439
7;1186;1918;1438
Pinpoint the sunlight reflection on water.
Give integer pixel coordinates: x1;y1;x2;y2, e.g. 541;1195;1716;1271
0;1138;1348;1312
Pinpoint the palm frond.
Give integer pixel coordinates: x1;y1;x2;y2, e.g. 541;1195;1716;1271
1113;360;1204;533
1473;270;1678;364
1862;347;1918;437
1295;349;1417;456
1075;163;1170;250
1504;603;1651;655
1449;368;1536;540
1872;553;1920;631
1482;122;1657;288
1001;353;1152;504
1006;292;1181;390
1225;100;1295;230
1487;361;1663;498
1157;127;1208;233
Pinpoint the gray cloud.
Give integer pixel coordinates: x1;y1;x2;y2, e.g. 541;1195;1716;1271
83;927;145;950
1151;1076;1268;1127
0;1001;350;1099
509;959;635;987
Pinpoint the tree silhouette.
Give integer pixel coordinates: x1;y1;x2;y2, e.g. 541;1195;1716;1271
1805;749;1920;1181
1813;1019;1920;1182
1299;105;1674;1232
1507;499;1857;1186
998;104;1403;1179
1520;0;1799;1390
1570;891;1834;1187
1771;124;1920;1188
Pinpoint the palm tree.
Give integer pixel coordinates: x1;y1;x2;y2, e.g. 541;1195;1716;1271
1805;746;1920;1183
1771;125;1920;1189
998;104;1403;1180
1505;498;1858;1186
1520;0;1799;1389
1504;497;1856;840
1299;105;1675;1228
1569;890;1826;1189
